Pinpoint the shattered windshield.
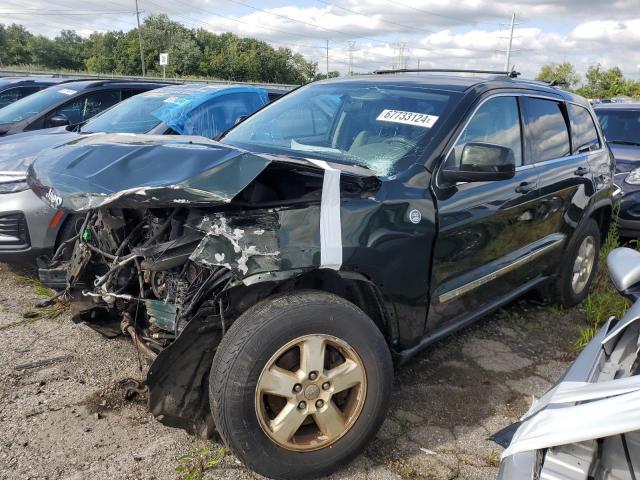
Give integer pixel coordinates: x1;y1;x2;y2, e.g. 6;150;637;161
222;82;460;176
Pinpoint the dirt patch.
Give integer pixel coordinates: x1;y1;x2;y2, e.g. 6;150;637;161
0;264;586;480
81;379;148;415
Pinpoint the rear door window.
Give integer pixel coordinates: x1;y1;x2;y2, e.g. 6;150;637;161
446;96;523;168
522;97;571;162
52;90;121;124
568;103;600;153
0;87;22;108
121;88;146;100
183;92;267;138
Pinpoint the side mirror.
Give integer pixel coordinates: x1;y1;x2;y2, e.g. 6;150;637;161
442;142;516;183
47;114;70;128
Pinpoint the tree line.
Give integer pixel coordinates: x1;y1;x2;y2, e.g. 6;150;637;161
0;15;339;85
536;62;640;99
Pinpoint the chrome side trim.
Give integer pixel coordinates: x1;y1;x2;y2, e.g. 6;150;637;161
437;236;564;303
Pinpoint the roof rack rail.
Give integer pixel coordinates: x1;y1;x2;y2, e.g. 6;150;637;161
372;68;520;78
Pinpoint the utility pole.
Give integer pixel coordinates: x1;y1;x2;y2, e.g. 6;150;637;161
504;12;516;72
326;39;329;78
135;0;146;76
400;42;408;69
347;41;356;76
417;59;421;70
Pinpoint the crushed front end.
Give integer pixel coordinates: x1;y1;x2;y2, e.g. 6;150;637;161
28;133;387;437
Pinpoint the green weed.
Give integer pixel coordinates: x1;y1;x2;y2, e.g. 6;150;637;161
397;416;411;434
401;465;416;477
574;206;631;352
486;450;501;467
175;446;227;480
11;272;54;298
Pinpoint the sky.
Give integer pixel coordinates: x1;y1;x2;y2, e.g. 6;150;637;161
2;0;640;81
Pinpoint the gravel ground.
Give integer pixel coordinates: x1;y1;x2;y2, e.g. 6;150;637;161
0;262;583;480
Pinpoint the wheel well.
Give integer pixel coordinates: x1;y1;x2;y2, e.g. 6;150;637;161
223;270;393;342
590;205;612;243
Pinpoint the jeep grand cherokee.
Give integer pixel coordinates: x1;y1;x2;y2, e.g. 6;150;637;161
29;70;613;479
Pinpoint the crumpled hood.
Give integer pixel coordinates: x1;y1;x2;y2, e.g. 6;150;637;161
609;143;640;173
0;127;78;173
27;133;375;212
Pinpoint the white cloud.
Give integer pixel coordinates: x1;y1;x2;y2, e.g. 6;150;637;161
1;0;640;80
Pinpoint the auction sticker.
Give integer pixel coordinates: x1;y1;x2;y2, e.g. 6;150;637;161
376;109;439;128
58;88;77;96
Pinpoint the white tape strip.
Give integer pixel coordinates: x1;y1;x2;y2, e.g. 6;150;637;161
308;159;342;270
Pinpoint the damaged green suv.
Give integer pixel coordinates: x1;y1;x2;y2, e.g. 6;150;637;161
29;71;614;479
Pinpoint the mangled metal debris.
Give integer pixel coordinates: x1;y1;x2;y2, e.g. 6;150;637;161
28;132;385;435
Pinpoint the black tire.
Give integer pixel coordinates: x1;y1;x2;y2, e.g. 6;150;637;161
209;290;393;480
551;218;600;307
55;214;83;261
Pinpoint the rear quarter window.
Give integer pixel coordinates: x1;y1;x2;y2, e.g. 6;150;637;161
522;97;571;163
568;104;601;153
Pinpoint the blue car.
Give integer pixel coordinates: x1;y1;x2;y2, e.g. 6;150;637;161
0;76;70;109
0;83;286;263
594;103;640;236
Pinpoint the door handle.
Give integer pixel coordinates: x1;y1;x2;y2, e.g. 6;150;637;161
574;166;590;176
515;182;536;194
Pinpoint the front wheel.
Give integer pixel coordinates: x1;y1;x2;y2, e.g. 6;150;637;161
209;290;393;480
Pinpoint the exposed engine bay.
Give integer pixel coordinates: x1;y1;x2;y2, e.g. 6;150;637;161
32;136;384;437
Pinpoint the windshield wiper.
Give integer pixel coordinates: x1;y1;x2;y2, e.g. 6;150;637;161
609;140;640;147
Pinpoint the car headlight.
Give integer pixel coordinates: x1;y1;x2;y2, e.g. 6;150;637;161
0;173;28;193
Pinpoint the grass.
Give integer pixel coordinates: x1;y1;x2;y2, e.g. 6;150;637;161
401;465;416;478
175;446;227;480
573;207;631;352
10;272;55;298
397;416;412;434
485;450;501;467
9;272;68;321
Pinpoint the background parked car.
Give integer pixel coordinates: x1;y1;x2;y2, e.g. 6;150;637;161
0;79;167;137
0;77;71;109
0;83;285;264
594;103;640;236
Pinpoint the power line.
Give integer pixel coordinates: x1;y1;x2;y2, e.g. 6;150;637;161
315;0;434;35
132;0;331;47
141;0;329;51
127;0;403;69
215;0;393;45
0;11;137;15
381;0;495;26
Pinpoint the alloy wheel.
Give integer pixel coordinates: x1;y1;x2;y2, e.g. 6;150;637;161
255;334;367;452
572;235;596;294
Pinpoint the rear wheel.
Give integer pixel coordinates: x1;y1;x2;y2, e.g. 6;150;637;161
209;290;393;480
551;218;600;307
